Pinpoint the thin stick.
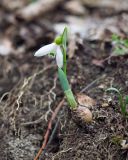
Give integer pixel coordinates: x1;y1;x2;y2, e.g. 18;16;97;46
34;98;64;160
80;75;105;93
41;119;60;158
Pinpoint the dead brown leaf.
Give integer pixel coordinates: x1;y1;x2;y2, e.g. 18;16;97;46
76;93;96;109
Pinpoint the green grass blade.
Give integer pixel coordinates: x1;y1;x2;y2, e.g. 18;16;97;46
58;68;70;91
61;27;68;49
125;96;128;105
106;87;121;94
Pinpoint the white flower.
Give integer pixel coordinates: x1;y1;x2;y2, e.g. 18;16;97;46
34;43;63;68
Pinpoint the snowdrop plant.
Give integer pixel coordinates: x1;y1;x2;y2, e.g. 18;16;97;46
34;27;92;123
35;27;76;108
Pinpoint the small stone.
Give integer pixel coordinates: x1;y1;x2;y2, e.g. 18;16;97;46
121;140;128;149
102;102;109;108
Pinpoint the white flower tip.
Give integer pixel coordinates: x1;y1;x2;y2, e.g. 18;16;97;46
34;51;39;57
34;43;57;57
34;47;46;57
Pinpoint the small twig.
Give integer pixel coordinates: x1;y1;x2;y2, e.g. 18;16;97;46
34;98;64;160
80;75;105;93
41;119;60;158
21;114;45;126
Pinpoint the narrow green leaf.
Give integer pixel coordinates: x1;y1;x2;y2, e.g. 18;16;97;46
124;95;128;114
58;68;77;109
64;89;77;109
106;87;127;116
106;87;121;95
125;96;128;104
61;27;68;49
119;95;126;115
58;68;70;91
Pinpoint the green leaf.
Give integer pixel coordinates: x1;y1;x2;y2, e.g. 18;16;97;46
106;87;128;116
58;68;77;109
64;89;77;109
61;27;68;49
118;95;126;115
58;68;70;91
114;47;125;55
124;39;128;48
125;96;128;105
112;34;120;42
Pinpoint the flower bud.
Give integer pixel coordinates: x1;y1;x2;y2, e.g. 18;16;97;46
54;36;62;45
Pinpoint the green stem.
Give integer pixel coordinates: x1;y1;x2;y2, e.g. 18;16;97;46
64;89;77;109
62;46;67;75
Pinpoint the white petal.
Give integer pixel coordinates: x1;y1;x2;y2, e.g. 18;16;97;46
34;43;57;57
56;46;63;68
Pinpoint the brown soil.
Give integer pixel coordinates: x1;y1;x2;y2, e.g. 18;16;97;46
0;2;128;160
0;40;128;160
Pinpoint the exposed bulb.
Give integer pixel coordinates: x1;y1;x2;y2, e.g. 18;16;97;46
76;105;93;123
